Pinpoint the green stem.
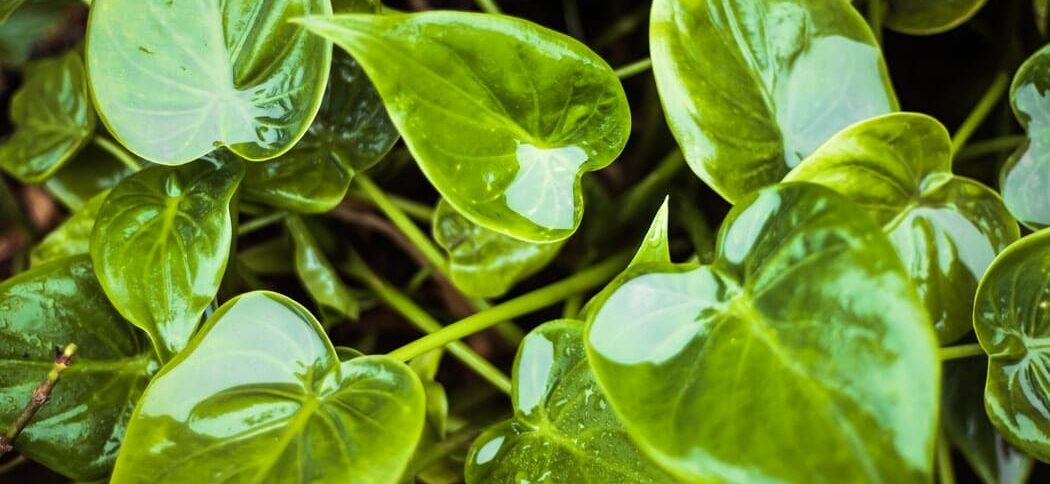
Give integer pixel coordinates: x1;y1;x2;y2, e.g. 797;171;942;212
237;211;287;236
345;254;512;394
954;135;1026;163
389;253;631;362
0;344;77;456
951;72;1010;156
867;0;884;44
939;343;985;361
346;189;435;223
473;0;501;14
614;57;652;80
561;293;584;319
356;175;448;275
93;136;142;172
937;431;956;484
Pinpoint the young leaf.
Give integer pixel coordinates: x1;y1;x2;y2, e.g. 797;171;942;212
943;357;1034;484
286;215;360;322
0;255;156;481
1003;45;1050;230
297;11;631;242
243;47;398;213
86;0;332;165
110;291;426;484
45;141;136;210
0;49;95;183
433;199;563;298
974;228;1050;461
31;190;107;266
885;0;989;34
785;113;1019;343
90;155;244;361
650;0;897;204
585;182;940;481
466;320;674;483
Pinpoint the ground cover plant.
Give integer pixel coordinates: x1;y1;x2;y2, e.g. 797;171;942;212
0;0;1049;482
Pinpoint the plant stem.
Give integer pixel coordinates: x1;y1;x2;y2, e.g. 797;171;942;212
615;58;652;80
0;455;27;475
937;431;956;484
237;211;286;236
954;135;1026;164
0;344;77;456
939;343;985;361
346;189;435;223
951;72;1010;156
388;252;631;362
473;0;501;14
345;254;512;395
356;175;448;275
93;136;141;172
867;0;884;44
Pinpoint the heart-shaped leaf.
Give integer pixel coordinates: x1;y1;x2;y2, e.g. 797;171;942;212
243;46;398;213
298;11;630;242
45;140;136;210
650;0;897;204
0;49;95;183
0;255;156;481
433;199;563;298
86;0;332;165
91;155;244;361
585;183;940;481
31;190;106;266
974;228;1050;461
1003;45;1050;230
786;113;1019;343
466;320;673;483
110;291;426;483
286;216;360;322
885;0;989;34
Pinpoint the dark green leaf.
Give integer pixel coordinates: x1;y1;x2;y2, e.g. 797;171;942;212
650;0;897;203
31;190;106;266
1003;45;1050;230
45;141;136;210
298;11;630;242
0;0;25;24
0;0;73;64
0;255;156;481
433;199;562;298
974;228;1050;461
0;50;95;183
91;155;244;360
86;0;332;164
110;291;425;483
786;113;1019;343
586;183;940;481
286;215;359;321
885;0;989;34
466;320;674;483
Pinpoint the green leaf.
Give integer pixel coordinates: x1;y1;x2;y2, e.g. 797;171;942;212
885;0;989;34
943;357;1034;484
585;182;940;481
298;11;631;242
1003;45;1050;230
466;320;674;483
974;228;1050;461
286;215;360;322
110;291;426;484
650;0;897;204
0;255;156;481
91;155;244;361
0;0;72;64
239;236;294;276
0;49;95;183
0;0;26;24
31;190;107;266
433;199;563;298
243;47;398;213
86;0;332;165
786;113;1019;343
45;141;136;210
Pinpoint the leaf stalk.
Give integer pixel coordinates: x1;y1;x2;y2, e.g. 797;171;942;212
0;343;77;457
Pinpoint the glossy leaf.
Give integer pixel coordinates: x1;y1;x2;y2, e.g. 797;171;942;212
1003;45;1050;230
0;255;156;481
885;0;989;34
586;183;940;481
110;291;426;484
0;49;95;183
650;0;897;204
31;190;107;266
45;141;136;210
466;320;673;483
433;199;563;298
91;155;244;361
86;0;332;164
786;113;1019;343
298;11;631;242
287;216;360;322
243;47;398;213
943;357;1034;484
974;228;1050;461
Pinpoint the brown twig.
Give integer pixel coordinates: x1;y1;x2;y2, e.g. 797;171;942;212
0;344;77;456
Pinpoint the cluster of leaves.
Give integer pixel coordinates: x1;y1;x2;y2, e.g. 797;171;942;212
0;0;1049;482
